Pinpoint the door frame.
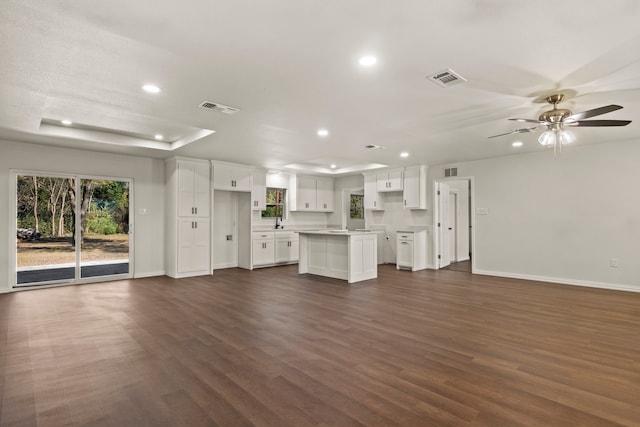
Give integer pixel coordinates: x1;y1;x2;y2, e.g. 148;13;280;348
432;176;475;272
10;169;135;290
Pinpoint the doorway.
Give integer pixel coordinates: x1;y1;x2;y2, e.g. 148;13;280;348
13;172;132;288
341;188;365;230
433;178;474;273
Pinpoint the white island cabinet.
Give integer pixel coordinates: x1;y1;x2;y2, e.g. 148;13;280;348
298;231;377;283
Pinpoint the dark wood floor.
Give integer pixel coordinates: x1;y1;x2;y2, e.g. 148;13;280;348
1;265;639;426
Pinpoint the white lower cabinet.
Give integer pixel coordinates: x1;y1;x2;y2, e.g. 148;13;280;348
252;232;275;267
252;231;299;268
177;219;210;275
275;233;299;263
396;230;427;271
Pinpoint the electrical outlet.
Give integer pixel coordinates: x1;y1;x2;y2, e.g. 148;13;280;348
610;258;619;268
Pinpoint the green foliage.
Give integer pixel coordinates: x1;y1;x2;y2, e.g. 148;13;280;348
262;187;286;218
350;194;363;219
86;205;119;235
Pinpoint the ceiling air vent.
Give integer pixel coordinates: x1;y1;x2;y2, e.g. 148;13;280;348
198;101;240;115
428;69;467;88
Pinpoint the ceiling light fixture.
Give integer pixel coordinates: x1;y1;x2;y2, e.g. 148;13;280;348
154;134;163;140
538;127;575;154
317;129;329;137
512;141;523;147
358;56;377;67
61;119;73;126
400;151;409;158
330;164;337;169
142;84;161;94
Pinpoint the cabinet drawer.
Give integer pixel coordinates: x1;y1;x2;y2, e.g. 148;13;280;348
275;231;298;240
397;232;414;241
253;231;275;239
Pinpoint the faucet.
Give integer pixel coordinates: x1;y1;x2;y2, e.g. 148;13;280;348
275;216;282;229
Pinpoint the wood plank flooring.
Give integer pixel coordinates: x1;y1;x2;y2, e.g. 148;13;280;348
1;265;639;426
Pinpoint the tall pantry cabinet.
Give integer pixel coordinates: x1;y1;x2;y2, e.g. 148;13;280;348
166;157;211;278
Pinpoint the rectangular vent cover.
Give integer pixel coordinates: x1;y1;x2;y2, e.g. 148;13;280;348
444;167;458;177
428;69;467;88
198;101;240;114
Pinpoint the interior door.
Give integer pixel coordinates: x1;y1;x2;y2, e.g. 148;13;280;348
449;192;457;262
438;182;451;268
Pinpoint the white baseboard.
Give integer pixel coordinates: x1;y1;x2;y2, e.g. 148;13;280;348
213;263;237;270
134;271;166;279
474;269;640;293
0;287;10;293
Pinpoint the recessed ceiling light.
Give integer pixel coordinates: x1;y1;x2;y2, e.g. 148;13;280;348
359;56;377;67
142;84;161;94
317;129;329;137
154;134;163;140
400;151;409;158
512;141;523;147
61;119;73;126
330;164;337;169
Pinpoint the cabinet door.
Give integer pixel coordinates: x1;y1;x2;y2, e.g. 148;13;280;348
177;161;210;217
397;240;413;268
233;166;253;192
193;162;210;216
387;169;404;191
403;166;420;208
192;219;210;272
316;178;334;211
252;171;266;210
289;238;299;262
364;174;383;210
275;238;291;263
212;163;234;190
178;162;195;217
253;239;275;266
177;219;210;274
376;173;389;192
297;176;317;210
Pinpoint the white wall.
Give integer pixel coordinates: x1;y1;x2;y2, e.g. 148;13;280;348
0;139;166;292
428;139;640;291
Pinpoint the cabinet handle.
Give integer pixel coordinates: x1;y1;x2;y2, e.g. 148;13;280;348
324;203;327;209
195;207;198;215
404;200;406;206
195;221;198;229
374;201;376;207
401;241;408;245
191;207;194;214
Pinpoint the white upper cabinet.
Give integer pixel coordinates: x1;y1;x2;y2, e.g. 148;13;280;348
289;175;334;212
403;165;428;209
315;178;334;212
177;160;210;217
363;173;383;210
251;170;267;210
377;169;404;192
212;162;253;192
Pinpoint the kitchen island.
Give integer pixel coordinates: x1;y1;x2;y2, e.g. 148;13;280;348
298;230;377;283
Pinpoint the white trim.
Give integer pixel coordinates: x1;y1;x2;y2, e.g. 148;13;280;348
134;271;166;279
474;269;640;293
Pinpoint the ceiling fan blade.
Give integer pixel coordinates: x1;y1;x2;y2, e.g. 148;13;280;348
567;104;623;121
488;126;541;139
508;118;545;124
572;119;631;127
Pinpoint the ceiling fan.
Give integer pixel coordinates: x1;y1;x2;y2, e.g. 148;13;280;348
488;94;631;151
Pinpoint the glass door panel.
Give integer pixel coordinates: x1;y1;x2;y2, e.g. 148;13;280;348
80;179;130;278
16;175;76;285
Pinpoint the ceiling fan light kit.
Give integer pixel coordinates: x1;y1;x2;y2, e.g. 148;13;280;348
488;93;631;154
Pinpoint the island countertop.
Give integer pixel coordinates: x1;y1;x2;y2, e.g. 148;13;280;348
297;230;373;236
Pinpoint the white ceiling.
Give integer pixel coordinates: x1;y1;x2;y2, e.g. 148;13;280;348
2;0;640;174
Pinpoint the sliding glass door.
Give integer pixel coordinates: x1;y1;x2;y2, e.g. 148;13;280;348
15;173;131;287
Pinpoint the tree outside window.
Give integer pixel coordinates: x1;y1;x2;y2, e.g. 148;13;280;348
262;187;286;218
350;194;363;219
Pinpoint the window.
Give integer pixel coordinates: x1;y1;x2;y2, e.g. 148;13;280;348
350;194;364;219
262;187;286;218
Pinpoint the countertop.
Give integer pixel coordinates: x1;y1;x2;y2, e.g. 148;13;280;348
297;230;376;236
